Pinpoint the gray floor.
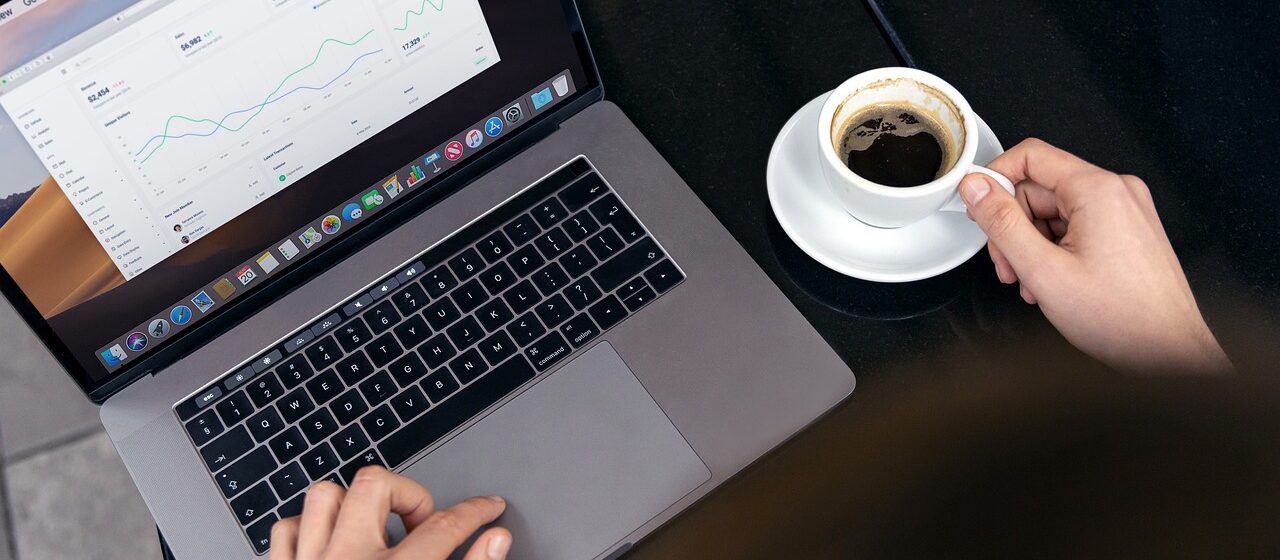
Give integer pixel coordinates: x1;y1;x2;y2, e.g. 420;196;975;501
0;300;160;560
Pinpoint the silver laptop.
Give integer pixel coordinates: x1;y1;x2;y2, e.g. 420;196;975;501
0;0;854;557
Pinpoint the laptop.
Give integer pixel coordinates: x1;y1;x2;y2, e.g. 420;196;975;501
0;0;855;557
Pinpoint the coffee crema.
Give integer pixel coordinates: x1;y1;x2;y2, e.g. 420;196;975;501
837;104;953;188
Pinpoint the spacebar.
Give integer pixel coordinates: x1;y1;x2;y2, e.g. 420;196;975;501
379;356;536;467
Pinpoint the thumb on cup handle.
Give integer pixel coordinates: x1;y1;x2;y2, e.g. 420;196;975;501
939;165;1016;213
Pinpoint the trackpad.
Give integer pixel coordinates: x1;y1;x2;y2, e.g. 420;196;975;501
397;342;710;559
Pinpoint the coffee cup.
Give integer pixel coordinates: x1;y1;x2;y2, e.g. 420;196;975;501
816;67;1015;229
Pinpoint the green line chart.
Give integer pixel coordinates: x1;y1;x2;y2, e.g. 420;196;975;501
393;0;446;32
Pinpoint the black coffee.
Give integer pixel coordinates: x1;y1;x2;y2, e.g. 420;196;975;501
838;105;951;188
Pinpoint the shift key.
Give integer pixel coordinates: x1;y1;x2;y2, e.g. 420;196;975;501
590;238;663;292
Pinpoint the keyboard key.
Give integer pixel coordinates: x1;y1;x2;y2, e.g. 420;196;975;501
279;494;306;519
383;348;426;385
305;369;344;405
422;265;458;299
268;427;308;464
507;312;546;346
560;247;598;278
502;213;541;246
390;386;430;422
305;336;343;370
478;331;517;365
447;248;485;281
269;462;308;501
586;228;624;261
283;330;315;354
334;319;372;354
531;197;569;229
564;278;603;310
339;449;387;486
532;262;569;295
395;262;427;285
300;443;339;480
424;297;461;331
358;371;398;403
217;450;275;502
502;280;540;314
215;391;254;427
445;316;485;349
330;389;369;425
534;228;572;260
223;367;256;392
231;482;277;526
246;513;278;554
449;349;489;384
590;194;645;242
277;355;315;389
419;335;457;369
246;373;283;409
369;277;400;300
561;314;601;348
390;282;429;316
365;300;402;335
479;262;517;295
200;426;254;472
342;294;374;318
478;231;514;263
301;408;340;444
645;260;685;293
591;237;662;292
451;279;489;313
589;295;628;330
392;314;432;349
380;357;536;467
277;388;315;424
331;424;371;461
421;369;461;403
246;407;285;443
526;332;572;372
535;294;573;328
185;410;223;447
252;349;284;373
476;299;514;332
360;406;401;441
366;333;405;368
335;351;375;385
310;313;342;337
559;173;607;211
563;211;600;243
623;286;658;312
507;245;545;277
618;277;650;301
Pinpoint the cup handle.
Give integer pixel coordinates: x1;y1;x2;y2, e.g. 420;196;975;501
938;165;1016;214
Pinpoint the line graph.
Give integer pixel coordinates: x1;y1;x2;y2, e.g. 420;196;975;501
134;30;378;162
393;0;445;32
381;0;484;56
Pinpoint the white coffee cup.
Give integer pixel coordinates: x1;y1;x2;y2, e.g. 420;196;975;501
817;67;1015;229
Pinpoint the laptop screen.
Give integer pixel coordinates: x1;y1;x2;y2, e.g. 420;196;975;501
0;0;595;395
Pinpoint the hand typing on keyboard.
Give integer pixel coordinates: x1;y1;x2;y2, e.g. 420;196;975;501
269;466;510;560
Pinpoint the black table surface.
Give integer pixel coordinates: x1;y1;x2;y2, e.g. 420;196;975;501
574;0;1280;558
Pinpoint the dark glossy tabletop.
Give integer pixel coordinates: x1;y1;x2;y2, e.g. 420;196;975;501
574;0;1280;558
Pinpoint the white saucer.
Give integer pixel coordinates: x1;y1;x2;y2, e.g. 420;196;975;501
767;93;1006;283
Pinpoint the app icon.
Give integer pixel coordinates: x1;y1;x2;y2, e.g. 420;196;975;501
383;177;403;199
321;215;341;235
148;319;171;338
342;203;363;222
126;332;148;352
532;87;553;110
299;227;322;248
101;344;127;367
191;291;215;313
236;265;257;286
213;278;237;299
362;189;386;209
406;165;426;187
485;117;503;138
425;152;442;173
465;129;483;149
444;141;464;161
504;103;523;124
278;239;300;261
553;75;570;97
256;251;280;274
170;305;192;325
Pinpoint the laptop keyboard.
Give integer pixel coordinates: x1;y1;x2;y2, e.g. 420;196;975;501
173;157;685;554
